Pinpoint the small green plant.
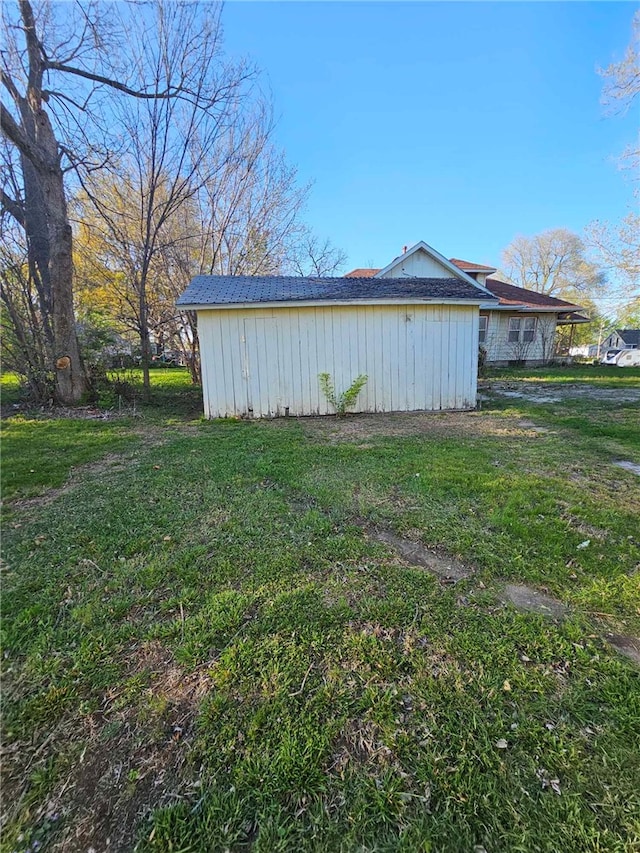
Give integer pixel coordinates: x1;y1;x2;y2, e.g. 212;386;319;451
318;372;368;416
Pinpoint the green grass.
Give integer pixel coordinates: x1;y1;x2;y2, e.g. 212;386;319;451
1;371;639;852
1;416;135;502
488;363;640;386
0;371;23;406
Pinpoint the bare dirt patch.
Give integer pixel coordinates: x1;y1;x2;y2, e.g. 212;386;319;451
613;460;640;476
486;381;640;405
499;584;568;619
368;528;471;582
365;525;640;667
299;410;548;443
327;718;394;776
3;642;212;853
1;404;124;421
604;634;640;665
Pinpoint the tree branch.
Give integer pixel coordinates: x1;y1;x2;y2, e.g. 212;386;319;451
1;188;25;227
44;60;184;100
1;69;21;105
0;101;49;171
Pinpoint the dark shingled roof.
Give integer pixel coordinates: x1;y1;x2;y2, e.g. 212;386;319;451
615;329;640;347
177;275;496;307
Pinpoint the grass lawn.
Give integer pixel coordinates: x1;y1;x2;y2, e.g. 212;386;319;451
1;368;639;852
488;363;640;387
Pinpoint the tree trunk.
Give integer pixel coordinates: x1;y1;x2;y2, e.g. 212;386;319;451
19;141;87;404
6;0;88;404
33;169;86;402
189;323;200;384
139;282;152;401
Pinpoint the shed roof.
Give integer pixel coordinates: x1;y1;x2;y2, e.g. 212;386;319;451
177;275;497;308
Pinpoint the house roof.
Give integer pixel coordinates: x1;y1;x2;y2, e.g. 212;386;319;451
345;268;380;278
344;260;498;277
614;329;640;346
372;241;493;295
343;266;588;316
558;311;591;325
483;278;585;312
449;258;497;272
177;275;497;308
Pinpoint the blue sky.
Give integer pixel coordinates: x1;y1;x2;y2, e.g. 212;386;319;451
222;2;637;272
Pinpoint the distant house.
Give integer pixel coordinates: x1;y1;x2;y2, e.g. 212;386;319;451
569;344;600;359
177;241;497;418
602;329;640;350
346;254;589;366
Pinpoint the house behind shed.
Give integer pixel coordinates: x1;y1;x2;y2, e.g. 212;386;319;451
177;242;497;418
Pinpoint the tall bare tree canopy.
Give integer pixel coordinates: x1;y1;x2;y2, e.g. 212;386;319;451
501;228;606;299
599;11;640;115
588;11;640;316
585;213;639;296
0;0;247;402
1;0;345;400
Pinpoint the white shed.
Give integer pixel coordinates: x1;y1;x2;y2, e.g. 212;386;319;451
177;242;497;418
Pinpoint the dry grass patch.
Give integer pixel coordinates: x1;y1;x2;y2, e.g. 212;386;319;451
298;410;549;443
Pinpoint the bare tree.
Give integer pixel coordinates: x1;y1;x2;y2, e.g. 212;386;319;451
288;233;347;277
585;13;640;319
538;317;557;365
1;0;93;401
600;11;640;112
1;0;242;403
153;103;345;383
507;337;533;365
599;10;640;176
502;229;605;298
76;2;253;397
0;214;52;401
584;212;640;298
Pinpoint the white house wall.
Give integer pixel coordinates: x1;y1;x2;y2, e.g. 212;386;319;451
382;251;454;279
197;303;479;418
481;312;557;364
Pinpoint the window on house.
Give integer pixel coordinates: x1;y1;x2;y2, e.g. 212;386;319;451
508;317;537;343
508;318;521;343
523;317;537;342
479;315;488;344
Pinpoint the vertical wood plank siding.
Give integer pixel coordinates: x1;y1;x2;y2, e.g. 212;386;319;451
198;304;479;418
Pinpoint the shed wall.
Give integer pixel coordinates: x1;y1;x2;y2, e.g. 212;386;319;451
198;303;479;418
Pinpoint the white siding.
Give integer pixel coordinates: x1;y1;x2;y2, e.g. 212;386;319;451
197;303;479;418
481;311;557;364
382;251;454;279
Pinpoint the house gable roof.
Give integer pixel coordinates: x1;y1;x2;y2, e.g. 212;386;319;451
345;250;590;321
612;329;640;346
373;241;493;295
177;274;498;309
345;259;498;278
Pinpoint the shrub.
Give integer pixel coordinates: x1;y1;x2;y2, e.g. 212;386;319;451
318;373;368;416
